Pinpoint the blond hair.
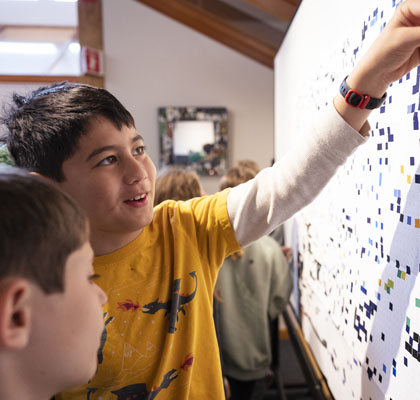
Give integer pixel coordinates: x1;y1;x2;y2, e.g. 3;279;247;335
219;162;259;191
154;166;204;205
233;159;260;175
219;161;260;259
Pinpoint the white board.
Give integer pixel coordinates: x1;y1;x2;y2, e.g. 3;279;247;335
275;1;420;398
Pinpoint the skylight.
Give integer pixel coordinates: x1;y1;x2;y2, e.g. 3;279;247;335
0;0;78;27
0;1;80;75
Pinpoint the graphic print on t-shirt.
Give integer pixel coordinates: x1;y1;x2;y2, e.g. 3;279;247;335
141;271;198;333
97;312;115;365
109;352;194;399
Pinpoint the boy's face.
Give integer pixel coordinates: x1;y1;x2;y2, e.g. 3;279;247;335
57;118;156;251
29;241;107;390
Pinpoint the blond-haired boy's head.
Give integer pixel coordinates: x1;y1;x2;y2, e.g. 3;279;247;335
154;166;205;205
0;166;107;400
219;161;259;191
219;161;260;259
233;159;261;176
0;166;88;292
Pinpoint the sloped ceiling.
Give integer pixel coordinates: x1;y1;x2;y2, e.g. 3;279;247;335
136;0;300;68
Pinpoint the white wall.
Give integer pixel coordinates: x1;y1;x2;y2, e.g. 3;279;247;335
102;0;274;193
0;83;42;105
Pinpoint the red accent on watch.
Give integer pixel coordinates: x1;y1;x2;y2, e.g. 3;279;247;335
345;89;363;107
345;90;371;109
340;76;387;110
359;95;371;109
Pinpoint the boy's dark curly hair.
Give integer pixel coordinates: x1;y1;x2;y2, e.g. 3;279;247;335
0;82;135;181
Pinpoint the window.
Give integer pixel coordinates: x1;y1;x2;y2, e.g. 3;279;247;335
0;0;80;76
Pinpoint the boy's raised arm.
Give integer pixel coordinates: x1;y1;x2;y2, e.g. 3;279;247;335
228;0;420;247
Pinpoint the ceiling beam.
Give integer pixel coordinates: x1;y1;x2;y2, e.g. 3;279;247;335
136;0;285;68
241;0;299;22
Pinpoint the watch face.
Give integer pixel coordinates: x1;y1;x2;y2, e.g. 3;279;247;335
346;90;363;107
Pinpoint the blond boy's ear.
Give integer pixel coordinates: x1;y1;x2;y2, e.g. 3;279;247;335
0;279;31;350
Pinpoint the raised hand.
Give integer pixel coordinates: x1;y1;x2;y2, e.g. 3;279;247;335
352;0;420;97
335;0;420;132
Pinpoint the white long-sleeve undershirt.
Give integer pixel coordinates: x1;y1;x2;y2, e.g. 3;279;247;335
227;104;369;247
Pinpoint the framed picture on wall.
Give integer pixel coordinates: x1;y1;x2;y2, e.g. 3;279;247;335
158;106;228;176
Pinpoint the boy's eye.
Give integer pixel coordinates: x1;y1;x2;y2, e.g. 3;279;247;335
89;273;101;283
97;155;117;166
133;146;146;156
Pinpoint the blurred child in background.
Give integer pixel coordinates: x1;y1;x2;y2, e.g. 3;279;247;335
217;163;292;400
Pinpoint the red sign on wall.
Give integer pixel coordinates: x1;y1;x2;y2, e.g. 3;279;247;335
81;46;104;76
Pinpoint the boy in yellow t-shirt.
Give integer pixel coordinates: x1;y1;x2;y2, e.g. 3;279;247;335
2;3;420;398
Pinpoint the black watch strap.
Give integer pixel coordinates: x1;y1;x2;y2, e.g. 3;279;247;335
339;76;387;109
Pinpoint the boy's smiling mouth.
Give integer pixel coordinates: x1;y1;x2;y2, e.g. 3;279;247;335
124;193;148;206
129;194;146;201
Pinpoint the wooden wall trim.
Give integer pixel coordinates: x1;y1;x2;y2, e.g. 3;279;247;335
78;0;103;50
0;75;104;87
78;0;104;83
283;305;333;399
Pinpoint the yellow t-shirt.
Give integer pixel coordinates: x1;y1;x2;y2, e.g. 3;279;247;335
57;189;239;400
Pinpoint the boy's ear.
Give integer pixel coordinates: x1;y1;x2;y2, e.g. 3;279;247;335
0;279;31;350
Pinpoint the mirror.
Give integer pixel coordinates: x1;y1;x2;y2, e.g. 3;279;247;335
158;106;228;176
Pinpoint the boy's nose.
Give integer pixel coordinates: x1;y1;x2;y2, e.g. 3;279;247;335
97;284;107;306
123;157;148;184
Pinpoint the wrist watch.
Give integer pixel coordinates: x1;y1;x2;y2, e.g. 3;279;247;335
339;76;387;109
